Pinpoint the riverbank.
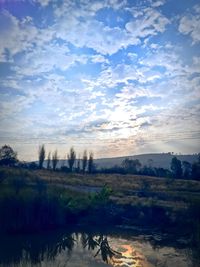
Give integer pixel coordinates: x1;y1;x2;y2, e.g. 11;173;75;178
0;166;199;244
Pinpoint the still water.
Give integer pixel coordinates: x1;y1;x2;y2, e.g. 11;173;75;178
0;228;199;267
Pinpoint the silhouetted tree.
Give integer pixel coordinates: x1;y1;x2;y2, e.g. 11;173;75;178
155;167;170;178
0;145;18;166
77;155;81;173
82;150;87;173
171;156;182;178
100;165;125;174
67;147;76;172
122;158;141;174
38;145;45;169
52;150;59;171
191;154;200;181
47;152;51;170
88;151;94;174
141;165;156;176
182;161;192;179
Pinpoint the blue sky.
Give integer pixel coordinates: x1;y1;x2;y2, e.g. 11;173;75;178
0;0;200;160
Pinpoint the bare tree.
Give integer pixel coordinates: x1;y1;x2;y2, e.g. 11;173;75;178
52;150;59;171
38;145;45;169
82;150;87;173
47;152;51;169
67;147;76;172
88;151;94;174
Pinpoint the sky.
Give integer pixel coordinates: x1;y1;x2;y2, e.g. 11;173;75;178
0;0;200;161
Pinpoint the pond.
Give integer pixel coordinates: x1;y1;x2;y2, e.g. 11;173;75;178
0;227;199;267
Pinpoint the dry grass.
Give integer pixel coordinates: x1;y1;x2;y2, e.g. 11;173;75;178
34;169;200;192
1;167;200;211
30;169;200;210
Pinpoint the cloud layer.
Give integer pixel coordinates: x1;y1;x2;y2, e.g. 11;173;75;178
0;0;200;160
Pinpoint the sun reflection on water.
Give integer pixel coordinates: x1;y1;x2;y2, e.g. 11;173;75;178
107;242;152;267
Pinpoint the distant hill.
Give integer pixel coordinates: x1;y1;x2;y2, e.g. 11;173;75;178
94;153;199;169
40;153;199;170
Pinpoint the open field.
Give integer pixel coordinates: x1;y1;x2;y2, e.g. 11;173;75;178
1;166;200;211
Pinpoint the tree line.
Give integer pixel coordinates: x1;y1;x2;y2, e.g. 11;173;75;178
0;144;95;174
0;144;200;180
38;145;95;173
99;155;200;180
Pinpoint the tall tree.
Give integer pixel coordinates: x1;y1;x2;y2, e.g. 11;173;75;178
76;154;81;173
88;151;94;174
82;150;88;173
47;152;51;170
170;156;182;178
38;145;45;169
67;147;76;172
52;150;59;171
0;145;18;166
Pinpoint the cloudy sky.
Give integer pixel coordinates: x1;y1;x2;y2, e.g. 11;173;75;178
0;0;200;161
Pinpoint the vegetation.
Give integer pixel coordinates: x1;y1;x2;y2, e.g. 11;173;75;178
122;158;141;174
0;164;199;234
38;145;45;169
52;150;59;171
0;165;199;265
0;145;18;166
0;144;199;244
192;155;200;180
67;147;76;172
171;156;182;178
76;156;81;173
88;151;94;174
47;152;51;169
2;144;199;180
99;155;200;181
0;167;113;232
82;150;88;173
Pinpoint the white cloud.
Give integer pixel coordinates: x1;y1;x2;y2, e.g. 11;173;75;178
52;1;170;55
127;52;137;61
91;54;109;64
35;0;51;7
87;61;163;90
0;1;170;62
13;43;89;75
150;0;166;8
55;18;137;55
126;8;170;38
0;0;199;159
0;10;39;61
178;5;200;44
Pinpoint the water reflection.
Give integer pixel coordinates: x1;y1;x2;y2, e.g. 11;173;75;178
0;229;198;267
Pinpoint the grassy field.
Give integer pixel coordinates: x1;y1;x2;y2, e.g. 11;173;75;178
1;166;200;212
1;166;200;232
